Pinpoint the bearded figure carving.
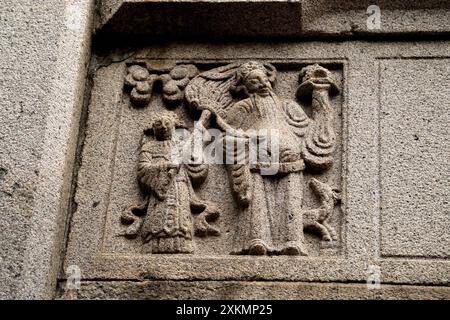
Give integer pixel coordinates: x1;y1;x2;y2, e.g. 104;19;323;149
186;61;340;256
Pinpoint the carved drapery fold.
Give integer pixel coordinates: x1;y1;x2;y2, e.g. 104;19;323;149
121;60;341;255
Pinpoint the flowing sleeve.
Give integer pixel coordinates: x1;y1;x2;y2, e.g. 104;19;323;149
283;99;335;171
282;100;310;138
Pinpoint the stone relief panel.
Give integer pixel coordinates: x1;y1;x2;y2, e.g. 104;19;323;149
62;43;450;286
102;60;345;257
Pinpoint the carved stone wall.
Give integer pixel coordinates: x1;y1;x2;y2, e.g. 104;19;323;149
67;58;345;260
61;42;449;298
1;0;449;300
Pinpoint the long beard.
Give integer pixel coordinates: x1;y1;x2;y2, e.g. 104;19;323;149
250;90;279;119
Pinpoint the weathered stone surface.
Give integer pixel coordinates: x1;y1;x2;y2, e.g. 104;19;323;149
58;280;450;300
301;0;450;36
96;0;450;39
2;0;450;300
96;0;303;38
62;41;450;299
379;58;450;259
0;0;94;299
117;60;342;256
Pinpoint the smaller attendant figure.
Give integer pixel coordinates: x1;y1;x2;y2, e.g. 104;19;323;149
121;112;220;254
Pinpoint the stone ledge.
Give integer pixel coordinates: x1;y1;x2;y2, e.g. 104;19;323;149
58;280;450;299
96;0;450;40
96;0;303;38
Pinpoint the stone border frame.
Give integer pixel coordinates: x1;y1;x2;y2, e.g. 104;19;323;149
62;42;450;287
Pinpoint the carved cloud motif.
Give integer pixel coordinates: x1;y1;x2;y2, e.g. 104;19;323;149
124;63;199;108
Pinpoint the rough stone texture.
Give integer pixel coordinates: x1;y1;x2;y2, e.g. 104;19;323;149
96;0;303;38
379;58;450;259
96;0;450;39
58;280;450;300
116;61;343;256
301;0;450;36
62;41;450;299
2;1;450;300
0;0;94;299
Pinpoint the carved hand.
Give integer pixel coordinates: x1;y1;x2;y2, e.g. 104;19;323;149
191;97;219;114
168;167;179;178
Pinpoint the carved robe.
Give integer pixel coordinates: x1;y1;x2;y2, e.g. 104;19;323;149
224;90;334;254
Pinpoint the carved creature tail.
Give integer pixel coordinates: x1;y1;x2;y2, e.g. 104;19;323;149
120;196;149;237
190;196;221;237
302;87;336;171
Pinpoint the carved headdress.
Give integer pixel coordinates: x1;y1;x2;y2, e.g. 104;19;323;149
230;61;277;95
144;111;186;134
